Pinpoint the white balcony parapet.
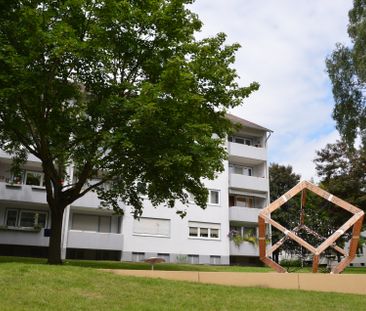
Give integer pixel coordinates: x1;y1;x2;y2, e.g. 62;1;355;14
229;174;269;193
0;228;49;247
0;182;47;205
229;240;259;256
67;230;123;251
229;206;262;223
228;142;267;162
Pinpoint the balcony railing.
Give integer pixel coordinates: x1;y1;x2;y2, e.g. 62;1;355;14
229;240;259;256
0;181;47;204
229;174;269;192
229;206;262;222
67;230;123;251
228;142;267;161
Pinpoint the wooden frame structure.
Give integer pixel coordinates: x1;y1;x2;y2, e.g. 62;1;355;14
258;181;364;274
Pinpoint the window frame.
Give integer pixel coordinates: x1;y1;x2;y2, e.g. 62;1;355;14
208;189;220;205
5;209;19;227
188;222;221;240
132;217;171;238
17;210;48;228
71;213;112;233
24;170;45;187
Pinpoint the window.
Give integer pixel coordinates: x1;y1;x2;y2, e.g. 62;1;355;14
157;253;170;263
229;164;252;176
188;254;199;264
25;171;45;187
230;225;257;238
72;214;112;233
132;252;145;262
229;136;253;146
229;195;254;208
210;229;219;238
208;190;220;205
18;210;47;228
188;222;220;240
200;228;208;238
189;227;198;237
6;210;18;226
133;217;170;237
210;256;221;265
5;209;47;228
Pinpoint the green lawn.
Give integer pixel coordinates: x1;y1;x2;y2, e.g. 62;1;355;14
1;256;365;273
1;257;366;310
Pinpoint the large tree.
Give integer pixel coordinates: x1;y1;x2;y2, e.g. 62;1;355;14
0;0;259;264
326;0;366;146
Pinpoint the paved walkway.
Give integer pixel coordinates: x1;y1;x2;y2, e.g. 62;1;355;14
104;269;366;295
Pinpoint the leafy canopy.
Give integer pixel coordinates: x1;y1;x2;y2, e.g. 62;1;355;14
0;0;259;217
326;0;366;146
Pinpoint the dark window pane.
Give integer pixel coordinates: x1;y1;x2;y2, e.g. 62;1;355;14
6;210;18;226
19;212;35;227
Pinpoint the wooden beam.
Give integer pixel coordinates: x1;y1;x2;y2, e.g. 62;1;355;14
265;181;307;214
304;181;363;214
316;213;363;255
302;225;347;256
263;215;316;254
312;255;319;273
300;189;306;225
258;216;266;258
261;256;287;273
267;225;302;256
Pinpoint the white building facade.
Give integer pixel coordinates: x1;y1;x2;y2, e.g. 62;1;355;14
0;114;273;265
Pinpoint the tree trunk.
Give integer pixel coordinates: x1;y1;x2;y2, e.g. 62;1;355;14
48;207;65;264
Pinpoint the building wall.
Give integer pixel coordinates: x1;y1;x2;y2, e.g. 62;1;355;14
0;117;275;265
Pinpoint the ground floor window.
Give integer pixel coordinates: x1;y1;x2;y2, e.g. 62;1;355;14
187;254;199;264
210;256;221;265
132;252;145;262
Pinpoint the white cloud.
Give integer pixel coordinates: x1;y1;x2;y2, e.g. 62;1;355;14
190;0;353;180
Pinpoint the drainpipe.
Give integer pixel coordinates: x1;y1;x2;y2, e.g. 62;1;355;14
60;163;74;260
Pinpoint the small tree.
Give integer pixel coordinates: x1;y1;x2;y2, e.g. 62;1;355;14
0;1;259;264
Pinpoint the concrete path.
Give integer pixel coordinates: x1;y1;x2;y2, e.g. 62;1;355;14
104;269;366;295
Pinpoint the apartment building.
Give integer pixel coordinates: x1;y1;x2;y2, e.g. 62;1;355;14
0;114;273;265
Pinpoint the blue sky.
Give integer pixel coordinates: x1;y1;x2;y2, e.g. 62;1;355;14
190;0;353;180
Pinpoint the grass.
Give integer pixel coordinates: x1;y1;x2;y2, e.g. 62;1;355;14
1;258;366;311
1;256;366;273
0;256;274;272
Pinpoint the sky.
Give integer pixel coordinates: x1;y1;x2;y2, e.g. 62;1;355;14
190;0;353;181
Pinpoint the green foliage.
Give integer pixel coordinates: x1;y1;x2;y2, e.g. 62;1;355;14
326;0;366;146
314;141;366;213
0;1;259;263
228;229;257;248
269;163;300;239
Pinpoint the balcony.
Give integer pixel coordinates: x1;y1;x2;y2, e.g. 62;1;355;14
0;227;49;247
229;174;269;192
229;240;259;256
228;142;266;163
0;182;47;205
229;206;261;223
67;230;123;251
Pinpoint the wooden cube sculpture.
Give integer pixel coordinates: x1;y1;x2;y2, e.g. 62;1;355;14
258;180;364;274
